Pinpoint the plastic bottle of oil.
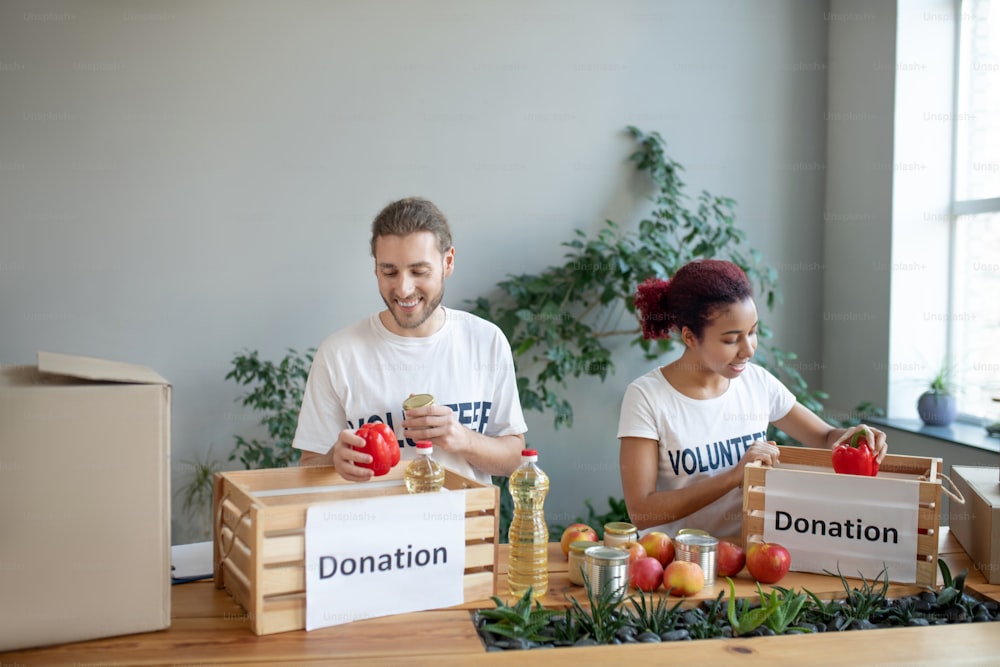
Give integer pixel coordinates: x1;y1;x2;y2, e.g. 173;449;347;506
507;448;549;600
404;440;445;493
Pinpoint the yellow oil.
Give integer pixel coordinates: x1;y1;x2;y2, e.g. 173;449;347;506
404;452;445;493
507;452;549;600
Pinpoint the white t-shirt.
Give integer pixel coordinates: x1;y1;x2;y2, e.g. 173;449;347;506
617;363;796;537
293;308;527;485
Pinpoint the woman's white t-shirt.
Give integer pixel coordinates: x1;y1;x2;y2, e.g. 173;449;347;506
617;363;795;537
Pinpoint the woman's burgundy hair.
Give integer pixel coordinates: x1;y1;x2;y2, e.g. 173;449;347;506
634;259;753;340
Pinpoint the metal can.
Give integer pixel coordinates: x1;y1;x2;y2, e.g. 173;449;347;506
676;528;710;537
673;533;719;586
603;522;638;549
567;540;596;586
402;393;434;414
584;545;630;602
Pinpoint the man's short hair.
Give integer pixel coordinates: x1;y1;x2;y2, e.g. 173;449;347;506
370;197;453;256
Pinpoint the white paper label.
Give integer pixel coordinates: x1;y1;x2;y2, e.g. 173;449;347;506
305;490;467;630
761;468;919;582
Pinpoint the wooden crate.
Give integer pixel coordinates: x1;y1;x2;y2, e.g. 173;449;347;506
742;446;944;587
213;465;499;635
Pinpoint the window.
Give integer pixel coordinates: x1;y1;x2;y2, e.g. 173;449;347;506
952;0;1000;421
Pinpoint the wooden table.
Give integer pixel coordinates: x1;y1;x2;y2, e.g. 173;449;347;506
3;529;999;666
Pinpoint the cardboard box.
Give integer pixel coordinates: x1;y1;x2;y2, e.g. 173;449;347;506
949;465;1000;585
213;464;499;635
743;446;944;587
0;351;171;651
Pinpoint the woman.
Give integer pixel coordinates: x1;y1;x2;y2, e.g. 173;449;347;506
617;259;887;538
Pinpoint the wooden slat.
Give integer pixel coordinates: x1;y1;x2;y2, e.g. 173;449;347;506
217;525;253;579
220;558;252;612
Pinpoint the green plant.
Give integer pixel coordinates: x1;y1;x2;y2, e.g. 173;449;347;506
568;571;629;644
935;558;968;608
725;578;779;636
476;588;560;643
687;591;727;639
802;589;845;628
225;348;315;469
760;584;811;634
470;126;827;439
927;362;955;395
175;444;223;539
626;586;684;635
828;564;891;624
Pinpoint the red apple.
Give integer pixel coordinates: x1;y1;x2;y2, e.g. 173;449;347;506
630;555;663;592
663;560;705;596
560;523;598;558
716;539;746;577
745;541;791;584
622;541;647;565
638;531;675;566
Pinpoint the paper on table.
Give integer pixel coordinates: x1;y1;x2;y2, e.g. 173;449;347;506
171;541;213;583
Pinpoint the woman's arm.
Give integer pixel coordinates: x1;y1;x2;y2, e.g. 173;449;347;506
772;403;887;461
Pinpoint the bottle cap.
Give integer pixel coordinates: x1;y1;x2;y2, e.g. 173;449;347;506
416;440;433;453
521;449;538;456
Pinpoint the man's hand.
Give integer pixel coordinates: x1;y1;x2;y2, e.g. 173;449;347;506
330;428;374;482
402;404;471;455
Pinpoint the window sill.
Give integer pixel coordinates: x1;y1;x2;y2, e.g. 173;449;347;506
870;417;1000;455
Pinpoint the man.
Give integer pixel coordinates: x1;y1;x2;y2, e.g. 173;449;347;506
294;197;527;484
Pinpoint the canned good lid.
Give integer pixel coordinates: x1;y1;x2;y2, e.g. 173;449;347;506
604;521;637;535
569;540;598;555
584;545;629;565
674;533;719;548
676;528;710;537
403;393;435;410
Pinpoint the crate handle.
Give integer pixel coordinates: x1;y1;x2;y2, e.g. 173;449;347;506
936;472;966;505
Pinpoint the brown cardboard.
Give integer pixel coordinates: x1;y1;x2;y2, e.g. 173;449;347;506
949;465;1000;585
0;352;171;651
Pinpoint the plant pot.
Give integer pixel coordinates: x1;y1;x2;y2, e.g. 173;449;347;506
917;391;957;426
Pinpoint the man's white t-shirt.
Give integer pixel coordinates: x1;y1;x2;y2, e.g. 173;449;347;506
617;363;796;537
293;308;527;485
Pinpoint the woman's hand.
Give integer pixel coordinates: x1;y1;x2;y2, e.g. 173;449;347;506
739;439;781;468
839;423;888;463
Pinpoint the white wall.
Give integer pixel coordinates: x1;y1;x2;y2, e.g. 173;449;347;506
0;0;831;543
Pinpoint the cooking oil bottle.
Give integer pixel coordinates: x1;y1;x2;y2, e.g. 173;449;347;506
507;448;549;600
404;440;445;493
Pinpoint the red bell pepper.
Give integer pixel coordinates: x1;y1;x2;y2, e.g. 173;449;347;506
354;422;401;476
831;427;879;477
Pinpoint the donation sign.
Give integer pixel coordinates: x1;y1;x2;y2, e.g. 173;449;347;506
761;469;920;582
305;489;467;630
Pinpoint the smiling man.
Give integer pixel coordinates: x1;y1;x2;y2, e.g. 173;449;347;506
294;197;527;483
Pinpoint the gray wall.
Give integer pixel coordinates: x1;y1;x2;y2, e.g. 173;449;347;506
1;1;832;543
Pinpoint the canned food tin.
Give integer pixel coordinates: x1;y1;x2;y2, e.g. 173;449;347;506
402;393;434;413
676;528;710;537
567;540;596;586
673;533;719;586
602;522;638;549
584;546;630;601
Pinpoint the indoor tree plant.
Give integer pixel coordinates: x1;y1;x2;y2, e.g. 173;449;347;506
470;126;828;438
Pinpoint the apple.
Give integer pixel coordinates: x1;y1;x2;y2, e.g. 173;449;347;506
716;539;746;577
630;555;663;592
638;531;675;566
560;523;598;558
663;560;705;596
745;541;791;584
622;541;647;565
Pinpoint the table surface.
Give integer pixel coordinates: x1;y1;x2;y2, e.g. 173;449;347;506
3;529;999;666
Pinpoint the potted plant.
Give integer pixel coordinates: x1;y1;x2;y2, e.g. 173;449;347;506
917;363;958;426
